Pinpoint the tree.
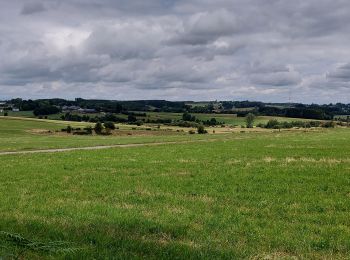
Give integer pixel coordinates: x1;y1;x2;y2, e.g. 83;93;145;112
245;113;255;128
210;118;217;126
66;125;72;133
94;122;103;134
182;112;195;121
104;121;115;130
197;125;207;134
128;114;137;122
33;105;60;116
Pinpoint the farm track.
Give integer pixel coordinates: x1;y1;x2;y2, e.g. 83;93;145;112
0;138;232;156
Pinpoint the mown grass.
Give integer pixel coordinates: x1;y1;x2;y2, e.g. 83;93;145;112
1;128;350;259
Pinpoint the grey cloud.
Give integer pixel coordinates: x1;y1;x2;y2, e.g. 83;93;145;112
327;63;350;83
248;63;302;87
250;71;302;87
21;2;46;15
168;9;238;45
0;0;349;102
84;23;164;60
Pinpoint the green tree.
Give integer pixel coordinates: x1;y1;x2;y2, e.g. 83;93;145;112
94;122;103;134
245;113;255;128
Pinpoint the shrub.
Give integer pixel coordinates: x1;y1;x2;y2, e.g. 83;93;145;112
197;125;207;134
322;121;336;128
4;112;8;116
136;120;143;126
84;127;93;134
66;125;72;134
94;122;103;134
189;130;196;134
266;119;279;129
104;121;116;130
245;113;255;128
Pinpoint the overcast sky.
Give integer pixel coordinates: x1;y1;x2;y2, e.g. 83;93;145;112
1;0;350;103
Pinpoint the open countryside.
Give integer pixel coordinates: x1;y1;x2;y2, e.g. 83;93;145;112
1;1;350;259
0;99;350;259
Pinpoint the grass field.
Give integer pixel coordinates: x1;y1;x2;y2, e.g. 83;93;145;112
144;112;323;125
0;117;236;152
4;110;321;126
0;117;349;259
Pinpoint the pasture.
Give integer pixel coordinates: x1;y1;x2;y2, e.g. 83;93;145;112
0;117;349;259
5;110;320;127
0;117;217;152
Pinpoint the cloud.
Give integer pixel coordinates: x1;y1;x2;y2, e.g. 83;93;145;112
0;0;349;103
83;22;163;59
248;62;302;87
20;2;46;15
168;9;238;45
327;63;350;83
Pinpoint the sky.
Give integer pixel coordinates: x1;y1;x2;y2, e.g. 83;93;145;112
1;0;350;103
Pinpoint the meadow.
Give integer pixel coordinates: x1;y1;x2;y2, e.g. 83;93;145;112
0;117;229;152
135;112;318;126
6;110;318;126
0;117;350;259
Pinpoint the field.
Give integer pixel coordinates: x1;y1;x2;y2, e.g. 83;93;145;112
0;117;350;259
137;112;320;126
0;117;228;152
5;110;321;126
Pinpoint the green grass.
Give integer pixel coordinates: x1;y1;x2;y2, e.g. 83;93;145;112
145;112;322;125
1;126;350;259
0;117;231;152
4;111;35;118
3;109;325;126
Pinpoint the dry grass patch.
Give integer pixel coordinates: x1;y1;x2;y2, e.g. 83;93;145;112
177;159;198;163
263;157;276;163
226;159;242;164
250;252;298;260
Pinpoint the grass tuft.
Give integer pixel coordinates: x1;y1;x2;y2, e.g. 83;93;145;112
0;231;82;257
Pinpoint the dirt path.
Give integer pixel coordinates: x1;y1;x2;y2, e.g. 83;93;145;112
0;139;222;156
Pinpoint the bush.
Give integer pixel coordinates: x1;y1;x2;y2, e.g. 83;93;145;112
135;120;143;126
4;112;8;116
322;121;336;128
197;125;207;134
104;121;115;130
84;127;93;134
265;119;279;129
189;130;196;134
245;113;255;128
94;122;103;134
66;125;72;134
